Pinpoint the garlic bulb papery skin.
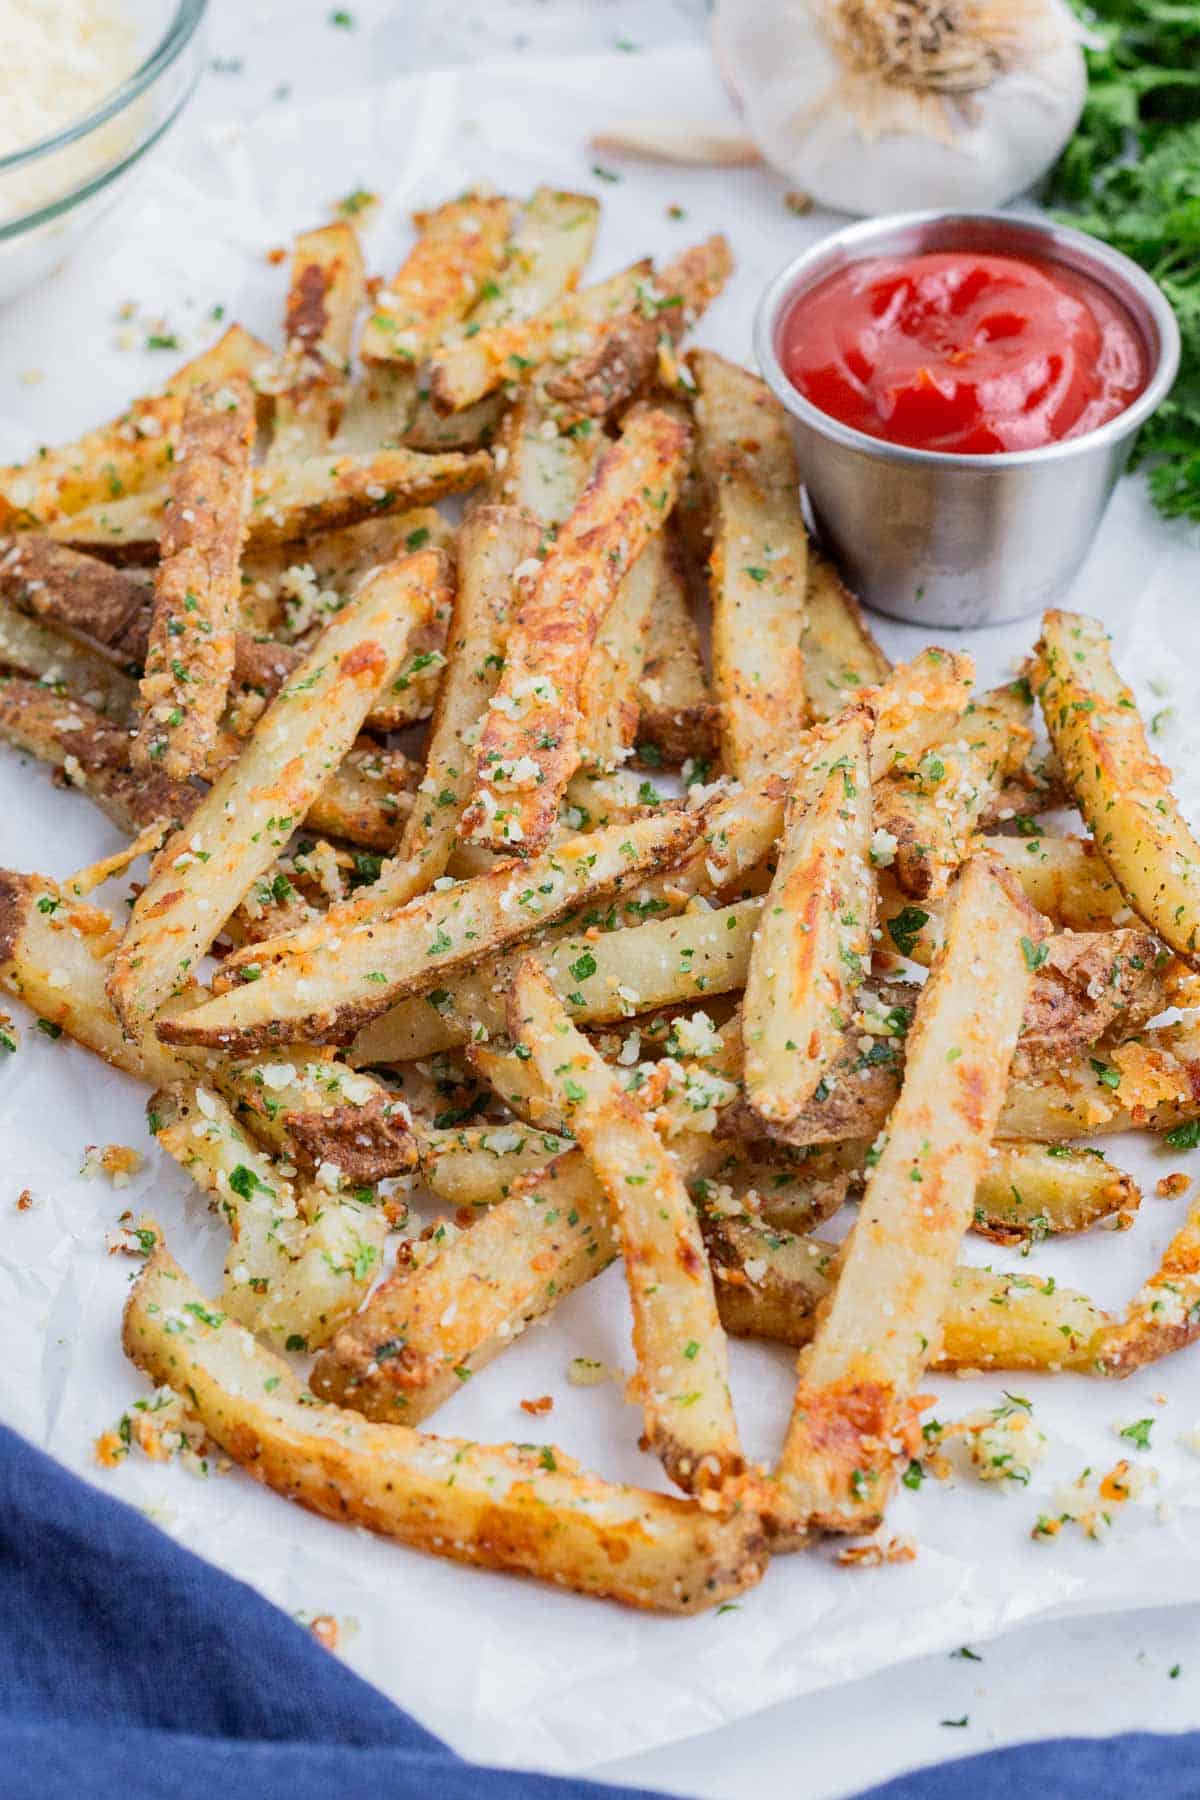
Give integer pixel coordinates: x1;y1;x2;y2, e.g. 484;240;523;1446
712;0;1088;216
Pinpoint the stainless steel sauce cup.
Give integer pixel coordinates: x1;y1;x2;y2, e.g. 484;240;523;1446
754;210;1181;629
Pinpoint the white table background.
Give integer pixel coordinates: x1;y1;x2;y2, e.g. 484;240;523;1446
17;2;1200;1793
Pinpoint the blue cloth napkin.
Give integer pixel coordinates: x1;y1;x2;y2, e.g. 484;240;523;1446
4;1422;1198;1799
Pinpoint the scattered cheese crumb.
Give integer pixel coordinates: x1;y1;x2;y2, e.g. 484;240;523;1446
80;1144;144;1187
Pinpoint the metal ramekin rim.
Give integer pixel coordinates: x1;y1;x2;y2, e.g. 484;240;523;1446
753;208;1182;473
0;0;207;178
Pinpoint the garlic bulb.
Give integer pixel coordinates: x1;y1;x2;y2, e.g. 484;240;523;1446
712;0;1087;215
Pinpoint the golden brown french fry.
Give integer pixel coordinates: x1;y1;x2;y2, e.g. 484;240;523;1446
742;709;874;1126
461;407;690;851
268;222;365;458
691;349;808;780
51;447;489;556
241;508;452;639
510;959;742;1494
868;648;974;780
428;259;652;416
0;325;270;528
543;235;733;419
772;857;1040;1534
109;551;448;1036
800;550;890;720
303;739;417;850
0;871;194;1086
970;1141;1140;1245
348;896;762;1065
999;1017;1200;1139
0;535;150;657
162;808;701;1053
577;530;661;773
1095;1188;1200;1376
152;1083;386;1350
360;195;513;368
0;594;138;721
132;379;256;779
1038;609;1200;958
212;1050;416;1182
126;1242;765;1613
636;526;718;766
413;1120;574;1208
485;398;606;523
709;1217;1108;1372
983;831;1130;930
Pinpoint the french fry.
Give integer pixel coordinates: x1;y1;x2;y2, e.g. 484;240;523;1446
635;527;718;766
428;259;652;416
303;739;417;850
0;325;270;528
211;1052;416;1183
0;871;193;1086
543;235;733;419
151;1083;386;1350
868;648;974;780
691;349;808;780
414;1120;574;1208
50;446;489;556
360;195;513;368
240;508;453;639
510;959;743;1494
1037;609;1200;958
771;857;1041;1534
800;550;890;720
708;1216;1108;1372
486;397;606;523
998;1017;1200;1139
461;407;690;851
983;831;1130;931
872;686;1033;901
348;896;762;1066
0;594;137;720
269;223;366;457
969;1141;1140;1245
109;550;448;1036
0;535;150;657
742;709;875;1126
132;379;256;779
159;808;701;1053
1095;1188;1200;1376
125;1242;765;1613
578;529;660;772
0;677;194;836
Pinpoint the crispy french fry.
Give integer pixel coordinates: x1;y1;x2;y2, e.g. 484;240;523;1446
742;709;875;1126
241;508;453;638
0;535;150;657
0;871;193;1086
152;1083;386;1349
578;530;661;773
132;379;256;779
772;857;1041;1533
800;550;890;719
303;739;417;850
544;236;733;420
269;223;365;457
461;407;690;851
970;1140;1140;1245
635;526;718;766
691;349;808;780
428;259;652;416
983;831;1130;930
0;677;194;836
1095;1188;1200;1376
485;398;606;523
348;896;762;1065
708;1217;1109;1372
211;1052;416;1183
414;1120;574;1208
510;959;742;1494
0;595;137;720
160;808;700;1053
0;325;270;528
1038;609;1200;958
51;447;489;556
868;648;974;780
999;1017;1200;1139
360;195;513;368
126;1242;764;1613
109;550;448;1035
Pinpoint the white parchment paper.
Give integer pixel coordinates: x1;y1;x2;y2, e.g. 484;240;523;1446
3;45;1200;1776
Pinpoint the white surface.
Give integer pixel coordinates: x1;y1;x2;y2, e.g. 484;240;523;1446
2;6;1200;1795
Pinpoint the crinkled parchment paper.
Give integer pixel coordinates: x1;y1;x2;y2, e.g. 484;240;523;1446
3;45;1200;1776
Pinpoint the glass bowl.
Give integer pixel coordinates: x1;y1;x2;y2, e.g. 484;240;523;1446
0;0;208;305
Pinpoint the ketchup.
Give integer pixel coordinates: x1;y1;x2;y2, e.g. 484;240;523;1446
780;252;1148;455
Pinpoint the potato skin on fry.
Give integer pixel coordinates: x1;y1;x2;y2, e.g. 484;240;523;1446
125;1243;766;1614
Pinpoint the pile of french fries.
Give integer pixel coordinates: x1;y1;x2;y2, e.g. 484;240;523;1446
4;186;1200;1614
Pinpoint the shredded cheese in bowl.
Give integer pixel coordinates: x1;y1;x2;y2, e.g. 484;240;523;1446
0;0;139;223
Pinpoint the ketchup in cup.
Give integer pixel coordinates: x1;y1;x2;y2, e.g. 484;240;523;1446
779;251;1148;456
